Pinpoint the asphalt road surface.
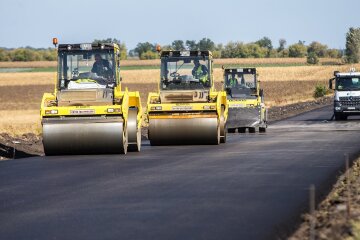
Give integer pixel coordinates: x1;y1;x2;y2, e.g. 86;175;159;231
1;106;360;240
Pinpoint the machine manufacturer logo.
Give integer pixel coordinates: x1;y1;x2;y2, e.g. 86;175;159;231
70;109;95;115
172;106;193;110
229;104;246;108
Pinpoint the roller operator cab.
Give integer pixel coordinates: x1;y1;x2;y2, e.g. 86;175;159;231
147;50;227;145
329;69;360;120
40;41;142;155
223;68;267;133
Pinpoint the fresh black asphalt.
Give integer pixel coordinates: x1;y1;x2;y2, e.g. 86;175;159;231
1;106;360;240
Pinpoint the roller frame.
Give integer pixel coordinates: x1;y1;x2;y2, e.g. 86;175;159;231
226;107;267;131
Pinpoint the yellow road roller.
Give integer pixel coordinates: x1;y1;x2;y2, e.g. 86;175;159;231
223;67;267;133
40;39;142;155
147;50;227;145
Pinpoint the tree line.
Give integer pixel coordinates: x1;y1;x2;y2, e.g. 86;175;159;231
0;47;57;61
131;37;343;62
1;28;359;63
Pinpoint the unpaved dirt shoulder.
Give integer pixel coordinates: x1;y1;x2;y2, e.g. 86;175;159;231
0;96;332;160
289;158;360;240
268;96;332;122
0;133;43;160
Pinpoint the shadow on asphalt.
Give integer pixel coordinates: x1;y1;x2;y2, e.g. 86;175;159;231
0;143;39;159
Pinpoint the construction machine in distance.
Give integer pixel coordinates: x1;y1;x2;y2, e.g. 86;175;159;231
223;68;267;133
147;49;227;145
40;39;142;155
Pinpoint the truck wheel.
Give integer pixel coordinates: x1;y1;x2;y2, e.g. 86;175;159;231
248;127;256;133
227;128;236;133
238;127;246;133
259;127;266;133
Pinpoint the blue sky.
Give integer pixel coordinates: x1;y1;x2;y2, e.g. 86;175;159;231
0;0;359;50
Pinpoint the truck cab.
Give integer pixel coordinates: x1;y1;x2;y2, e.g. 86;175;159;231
329;69;360;120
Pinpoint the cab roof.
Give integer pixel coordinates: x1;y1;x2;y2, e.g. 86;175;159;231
335;72;360;77
58;43;117;51
160;50;212;58
224;68;256;74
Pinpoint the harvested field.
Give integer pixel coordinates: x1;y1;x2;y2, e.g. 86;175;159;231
0;72;55;86
0;85;52;110
2;64;359;87
0;61;57;68
0;58;343;69
0;110;41;136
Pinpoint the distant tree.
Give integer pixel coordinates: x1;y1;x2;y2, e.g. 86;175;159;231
288;43;307;57
278;49;289;57
213;43;224;58
298;40;306;45
255;37;273;50
160;44;172;51
307;52;319;64
10;48;41;61
345;27;360;63
278;39;286;52
198;38;215;51
92;38;127;59
222;42;245;58
215;43;224;51
267;49;279;58
307;41;328;57
134;42;156;58
93;38;120;45
245;43;268;58
128;49;137;57
185;40;198;50
140;50;159;60
326;49;342;58
0;49;10;61
38;48;57;61
171;40;185;50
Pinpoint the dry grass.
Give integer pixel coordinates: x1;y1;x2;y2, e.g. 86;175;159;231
255;64;360;81
214;57;342;65
0;61;57;68
121;64;360;84
0;72;55;86
0;110;41;136
2;64;358;87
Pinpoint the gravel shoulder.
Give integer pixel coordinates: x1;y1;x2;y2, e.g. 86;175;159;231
289;157;360;240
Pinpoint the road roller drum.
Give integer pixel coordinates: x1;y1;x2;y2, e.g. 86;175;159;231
42;117;126;155
148;116;219;145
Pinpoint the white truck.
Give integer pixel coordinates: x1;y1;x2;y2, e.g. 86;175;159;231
329;69;360;120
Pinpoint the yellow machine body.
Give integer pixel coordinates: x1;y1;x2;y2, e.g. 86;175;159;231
223;68;267;133
147;50;227;145
40;43;142;155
